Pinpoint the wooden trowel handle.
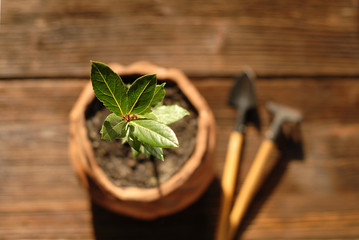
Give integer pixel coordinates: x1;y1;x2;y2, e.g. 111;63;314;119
216;131;244;240
228;139;275;239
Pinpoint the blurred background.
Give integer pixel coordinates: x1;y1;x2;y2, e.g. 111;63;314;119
1;0;359;239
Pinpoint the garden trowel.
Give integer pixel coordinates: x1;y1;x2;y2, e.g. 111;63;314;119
216;70;259;240
228;102;302;239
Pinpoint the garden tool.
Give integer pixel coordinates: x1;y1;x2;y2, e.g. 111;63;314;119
228;102;302;239
216;70;259;240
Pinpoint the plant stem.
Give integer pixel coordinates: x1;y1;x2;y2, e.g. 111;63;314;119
150;155;162;196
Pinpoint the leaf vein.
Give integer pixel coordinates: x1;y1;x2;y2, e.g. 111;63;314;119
93;64;124;116
94;86;113;98
128;79;152;115
132;121;177;146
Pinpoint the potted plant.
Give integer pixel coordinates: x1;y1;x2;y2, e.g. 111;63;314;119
69;61;215;219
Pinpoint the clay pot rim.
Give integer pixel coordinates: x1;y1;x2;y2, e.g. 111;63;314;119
70;61;214;202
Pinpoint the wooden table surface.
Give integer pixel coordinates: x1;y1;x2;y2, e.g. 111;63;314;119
1;1;359;239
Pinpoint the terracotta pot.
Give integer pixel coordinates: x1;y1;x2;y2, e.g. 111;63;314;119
69;62;216;219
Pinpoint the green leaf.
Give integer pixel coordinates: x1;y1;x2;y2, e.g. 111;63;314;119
131;147;140;159
150;83;166;107
151;105;190;125
138;83;166;116
139;112;158;121
127;131;163;160
100;113;127;141
142;144;164;160
91;61;128;117
140;146;152;158
127;125;141;152
129;119;179;148
127;74;156;115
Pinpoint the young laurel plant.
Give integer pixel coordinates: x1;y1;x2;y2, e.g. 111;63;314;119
90;61;189;161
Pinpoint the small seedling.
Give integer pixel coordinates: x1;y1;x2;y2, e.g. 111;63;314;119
90;61;189;160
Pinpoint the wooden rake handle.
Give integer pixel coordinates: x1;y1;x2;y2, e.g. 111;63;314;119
216;131;244;240
228;139;275;239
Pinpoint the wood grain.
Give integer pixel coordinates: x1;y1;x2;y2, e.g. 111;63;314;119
1;0;358;78
1;78;359;239
1;0;359;238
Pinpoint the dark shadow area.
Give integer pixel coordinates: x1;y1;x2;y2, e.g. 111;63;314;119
233;124;304;239
149;155;162;197
246;108;262;133
91;178;221;240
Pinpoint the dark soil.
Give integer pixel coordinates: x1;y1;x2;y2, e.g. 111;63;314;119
85;77;198;188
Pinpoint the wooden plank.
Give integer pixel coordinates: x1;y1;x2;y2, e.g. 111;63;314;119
0;80;93;239
1;0;358;78
0;78;359;239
